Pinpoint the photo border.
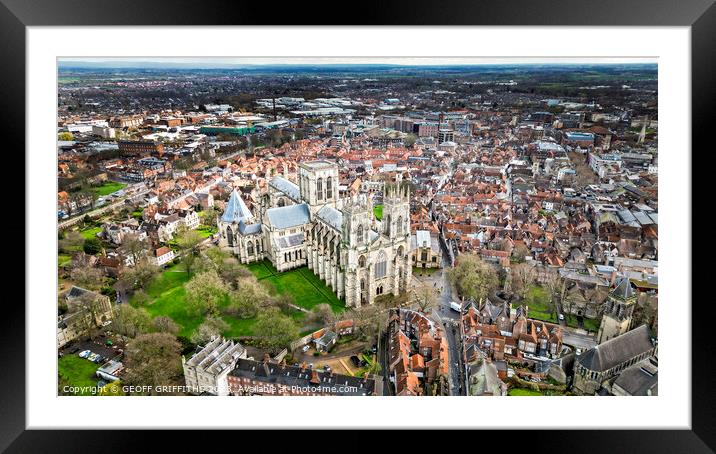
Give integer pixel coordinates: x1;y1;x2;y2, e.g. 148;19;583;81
4;0;713;449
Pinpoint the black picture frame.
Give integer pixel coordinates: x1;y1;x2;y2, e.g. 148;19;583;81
3;0;712;449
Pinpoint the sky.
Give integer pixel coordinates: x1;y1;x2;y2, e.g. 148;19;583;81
58;57;658;68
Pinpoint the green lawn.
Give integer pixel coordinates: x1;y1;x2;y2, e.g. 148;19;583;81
247;260;278;280
248;260;345;313
566;315;601;332
79;226;102;240
373;204;383;220
196;225;218;239
92;181;127;197
58;355;99;395
524;285;557;323
131;262;305;339
508;388;545;396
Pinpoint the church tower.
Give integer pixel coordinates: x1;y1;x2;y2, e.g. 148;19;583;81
380;180;412;298
597;277;637;344
381;181;411;242
298;160;339;214
342;193;372;247
342;193;373;308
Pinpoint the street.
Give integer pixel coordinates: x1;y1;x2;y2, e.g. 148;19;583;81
562;330;597;351
414;244;466;395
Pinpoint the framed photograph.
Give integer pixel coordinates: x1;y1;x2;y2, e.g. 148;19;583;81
6;0;713;448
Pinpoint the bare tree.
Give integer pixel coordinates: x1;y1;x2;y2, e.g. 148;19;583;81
511;262;536;300
118;233;149;267
447;253;499;303
124;333;183;395
413;281;438;313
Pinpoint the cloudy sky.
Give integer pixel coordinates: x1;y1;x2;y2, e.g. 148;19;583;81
58;57;657;67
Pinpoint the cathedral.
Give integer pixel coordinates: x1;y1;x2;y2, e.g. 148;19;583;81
218;160;412;308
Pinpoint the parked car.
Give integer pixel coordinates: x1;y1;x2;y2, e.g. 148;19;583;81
558;313;565;321
87;353;99;362
78;350;91;358
350;355;361;367
301;345;310;353
93;355;104;363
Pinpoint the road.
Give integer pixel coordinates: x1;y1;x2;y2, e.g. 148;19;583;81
59;183;150;229
562;330;597;351
415;246;465;395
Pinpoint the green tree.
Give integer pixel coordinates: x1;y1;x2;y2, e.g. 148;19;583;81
448;254;499;303
224;277;268;319
112;304;152;338
83;237;103;255
58;131;74;141
185;269;230;316
253;307;300;353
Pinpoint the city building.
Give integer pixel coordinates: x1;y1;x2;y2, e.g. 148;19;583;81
183;337;247;396
227;357;378;396
573;324;656;395
411;229;442;269
387;308;449;396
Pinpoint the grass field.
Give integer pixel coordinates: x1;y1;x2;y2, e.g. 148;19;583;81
79;226;102;240
92;181;127;197
248;260;345;313
132;262;306;339
196;225;217;238
566;315;601;332
524;285;557;323
58;355;99;395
